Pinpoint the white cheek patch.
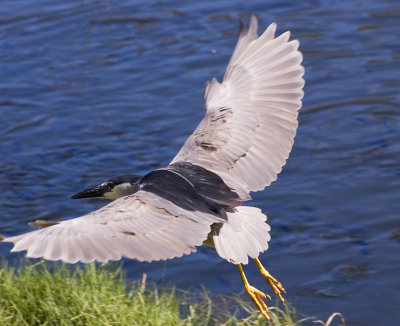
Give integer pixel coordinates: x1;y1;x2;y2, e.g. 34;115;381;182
103;192;120;200
104;183;135;200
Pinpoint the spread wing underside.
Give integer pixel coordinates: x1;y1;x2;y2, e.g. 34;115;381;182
3;190;223;263
172;17;305;200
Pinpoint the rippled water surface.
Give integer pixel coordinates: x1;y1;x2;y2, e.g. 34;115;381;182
1;1;399;325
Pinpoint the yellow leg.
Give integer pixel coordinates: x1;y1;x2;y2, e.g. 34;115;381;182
237;264;271;321
254;258;286;303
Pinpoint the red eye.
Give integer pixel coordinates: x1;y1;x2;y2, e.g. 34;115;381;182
107;182;115;189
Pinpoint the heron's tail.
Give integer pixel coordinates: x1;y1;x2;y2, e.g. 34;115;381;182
213;206;271;264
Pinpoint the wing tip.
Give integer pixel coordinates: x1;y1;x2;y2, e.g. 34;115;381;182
3;235;19;245
238;15;259;38
248;15;259;36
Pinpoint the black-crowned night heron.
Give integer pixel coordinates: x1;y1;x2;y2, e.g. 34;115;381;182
3;16;304;320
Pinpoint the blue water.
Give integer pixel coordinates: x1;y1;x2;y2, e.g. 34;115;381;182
1;1;399;325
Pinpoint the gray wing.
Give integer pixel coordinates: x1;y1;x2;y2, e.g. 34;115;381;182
171;17;305;200
3;190;224;264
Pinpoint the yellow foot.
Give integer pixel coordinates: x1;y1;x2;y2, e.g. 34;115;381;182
237;264;271;321
254;258;286;303
247;284;272;320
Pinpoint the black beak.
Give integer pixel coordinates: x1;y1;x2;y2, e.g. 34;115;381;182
71;184;108;199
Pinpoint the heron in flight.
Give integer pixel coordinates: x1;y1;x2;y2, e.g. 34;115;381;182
3;16;304;320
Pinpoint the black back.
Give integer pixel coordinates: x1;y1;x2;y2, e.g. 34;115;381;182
167;162;241;206
139;162;241;219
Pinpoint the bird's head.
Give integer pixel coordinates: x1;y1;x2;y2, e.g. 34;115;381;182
71;175;142;200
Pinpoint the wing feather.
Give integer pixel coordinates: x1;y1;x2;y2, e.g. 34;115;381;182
3;190;221;263
172;17;304;199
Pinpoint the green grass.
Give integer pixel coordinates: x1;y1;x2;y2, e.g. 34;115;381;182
0;260;344;326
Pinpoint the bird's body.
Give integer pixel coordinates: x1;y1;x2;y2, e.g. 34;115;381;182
2;16;304;320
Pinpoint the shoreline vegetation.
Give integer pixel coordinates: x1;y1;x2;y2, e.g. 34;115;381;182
0;260;344;325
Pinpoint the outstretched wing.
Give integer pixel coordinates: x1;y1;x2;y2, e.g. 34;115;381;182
172;16;305;200
3;190;223;264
